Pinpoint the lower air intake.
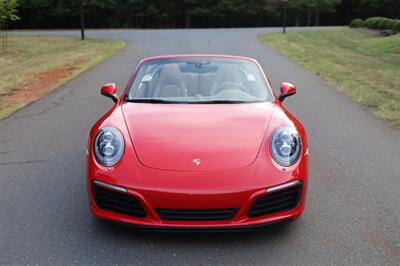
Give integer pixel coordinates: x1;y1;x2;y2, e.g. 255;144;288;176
156;208;238;221
93;183;147;218
247;182;302;218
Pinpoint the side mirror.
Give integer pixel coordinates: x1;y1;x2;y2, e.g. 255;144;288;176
101;83;118;103
278;82;296;102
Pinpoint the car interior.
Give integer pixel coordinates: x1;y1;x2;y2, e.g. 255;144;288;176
129;62;268;101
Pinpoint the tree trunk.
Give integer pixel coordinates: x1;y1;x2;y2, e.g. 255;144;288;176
5;24;8;51
315;5;320;26
80;0;85;40
282;1;288;34
306;9;312;26
1;23;4;52
185;11;191;28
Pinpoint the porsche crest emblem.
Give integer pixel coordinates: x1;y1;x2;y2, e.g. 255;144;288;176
192;158;201;166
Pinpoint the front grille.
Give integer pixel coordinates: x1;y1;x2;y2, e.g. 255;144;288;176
156;208;239;221
247;182;302;218
93;183;147;218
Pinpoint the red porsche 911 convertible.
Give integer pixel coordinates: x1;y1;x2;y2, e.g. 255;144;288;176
87;54;308;230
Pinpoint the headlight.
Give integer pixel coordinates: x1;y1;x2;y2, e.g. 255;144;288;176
270;126;301;167
94;127;124;166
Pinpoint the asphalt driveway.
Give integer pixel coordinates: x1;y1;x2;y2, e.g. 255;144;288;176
1;28;399;265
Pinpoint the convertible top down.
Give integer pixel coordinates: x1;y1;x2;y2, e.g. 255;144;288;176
87;54;308;230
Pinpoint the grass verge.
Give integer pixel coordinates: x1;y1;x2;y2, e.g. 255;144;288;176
0;35;124;120
259;28;400;128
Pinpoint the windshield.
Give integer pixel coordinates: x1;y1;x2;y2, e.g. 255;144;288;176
125;57;271;103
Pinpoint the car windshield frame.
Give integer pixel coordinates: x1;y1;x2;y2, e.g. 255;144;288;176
123;56;272;104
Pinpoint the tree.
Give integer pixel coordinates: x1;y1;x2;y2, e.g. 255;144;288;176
11;0;399;29
0;0;20;51
289;0;315;26
80;0;85;40
313;0;341;26
287;0;341;26
354;0;400;19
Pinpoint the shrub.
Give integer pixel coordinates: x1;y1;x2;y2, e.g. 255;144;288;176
392;20;400;32
373;17;386;29
385;19;396;29
365;17;384;29
350;18;364;28
364;17;375;28
378;18;395;30
363;16;399;32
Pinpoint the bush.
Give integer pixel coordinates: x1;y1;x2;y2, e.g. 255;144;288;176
364;17;376;28
354;16;399;32
393;20;400;32
385;19;396;29
365;17;384;29
364;17;399;31
350;18;364;28
373;17;386;29
378;18;395;30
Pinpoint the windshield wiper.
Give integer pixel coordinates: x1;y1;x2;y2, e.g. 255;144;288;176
125;99;182;104
125;99;261;104
196;100;252;104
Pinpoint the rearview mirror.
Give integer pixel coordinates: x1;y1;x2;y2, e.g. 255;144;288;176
101;83;118;103
278;82;296;102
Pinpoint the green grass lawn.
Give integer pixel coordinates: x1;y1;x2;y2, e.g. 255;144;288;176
259;28;400;128
0;35;124;120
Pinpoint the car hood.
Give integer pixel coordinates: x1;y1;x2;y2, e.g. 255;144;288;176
121;102;275;171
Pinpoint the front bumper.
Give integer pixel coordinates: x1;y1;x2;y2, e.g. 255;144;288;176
88;179;306;229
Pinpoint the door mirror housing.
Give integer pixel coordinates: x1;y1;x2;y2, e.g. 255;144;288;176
101;83;118;103
278;82;296;102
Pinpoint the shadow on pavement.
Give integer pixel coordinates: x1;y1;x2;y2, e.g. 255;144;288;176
92;217;296;244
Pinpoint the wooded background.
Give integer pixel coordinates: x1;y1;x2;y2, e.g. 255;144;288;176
12;0;400;29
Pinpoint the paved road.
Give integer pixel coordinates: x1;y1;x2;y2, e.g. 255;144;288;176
1;28;399;265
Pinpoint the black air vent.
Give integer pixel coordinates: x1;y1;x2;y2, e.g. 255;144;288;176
93;183;147;218
247;182;302;218
156;208;239;221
